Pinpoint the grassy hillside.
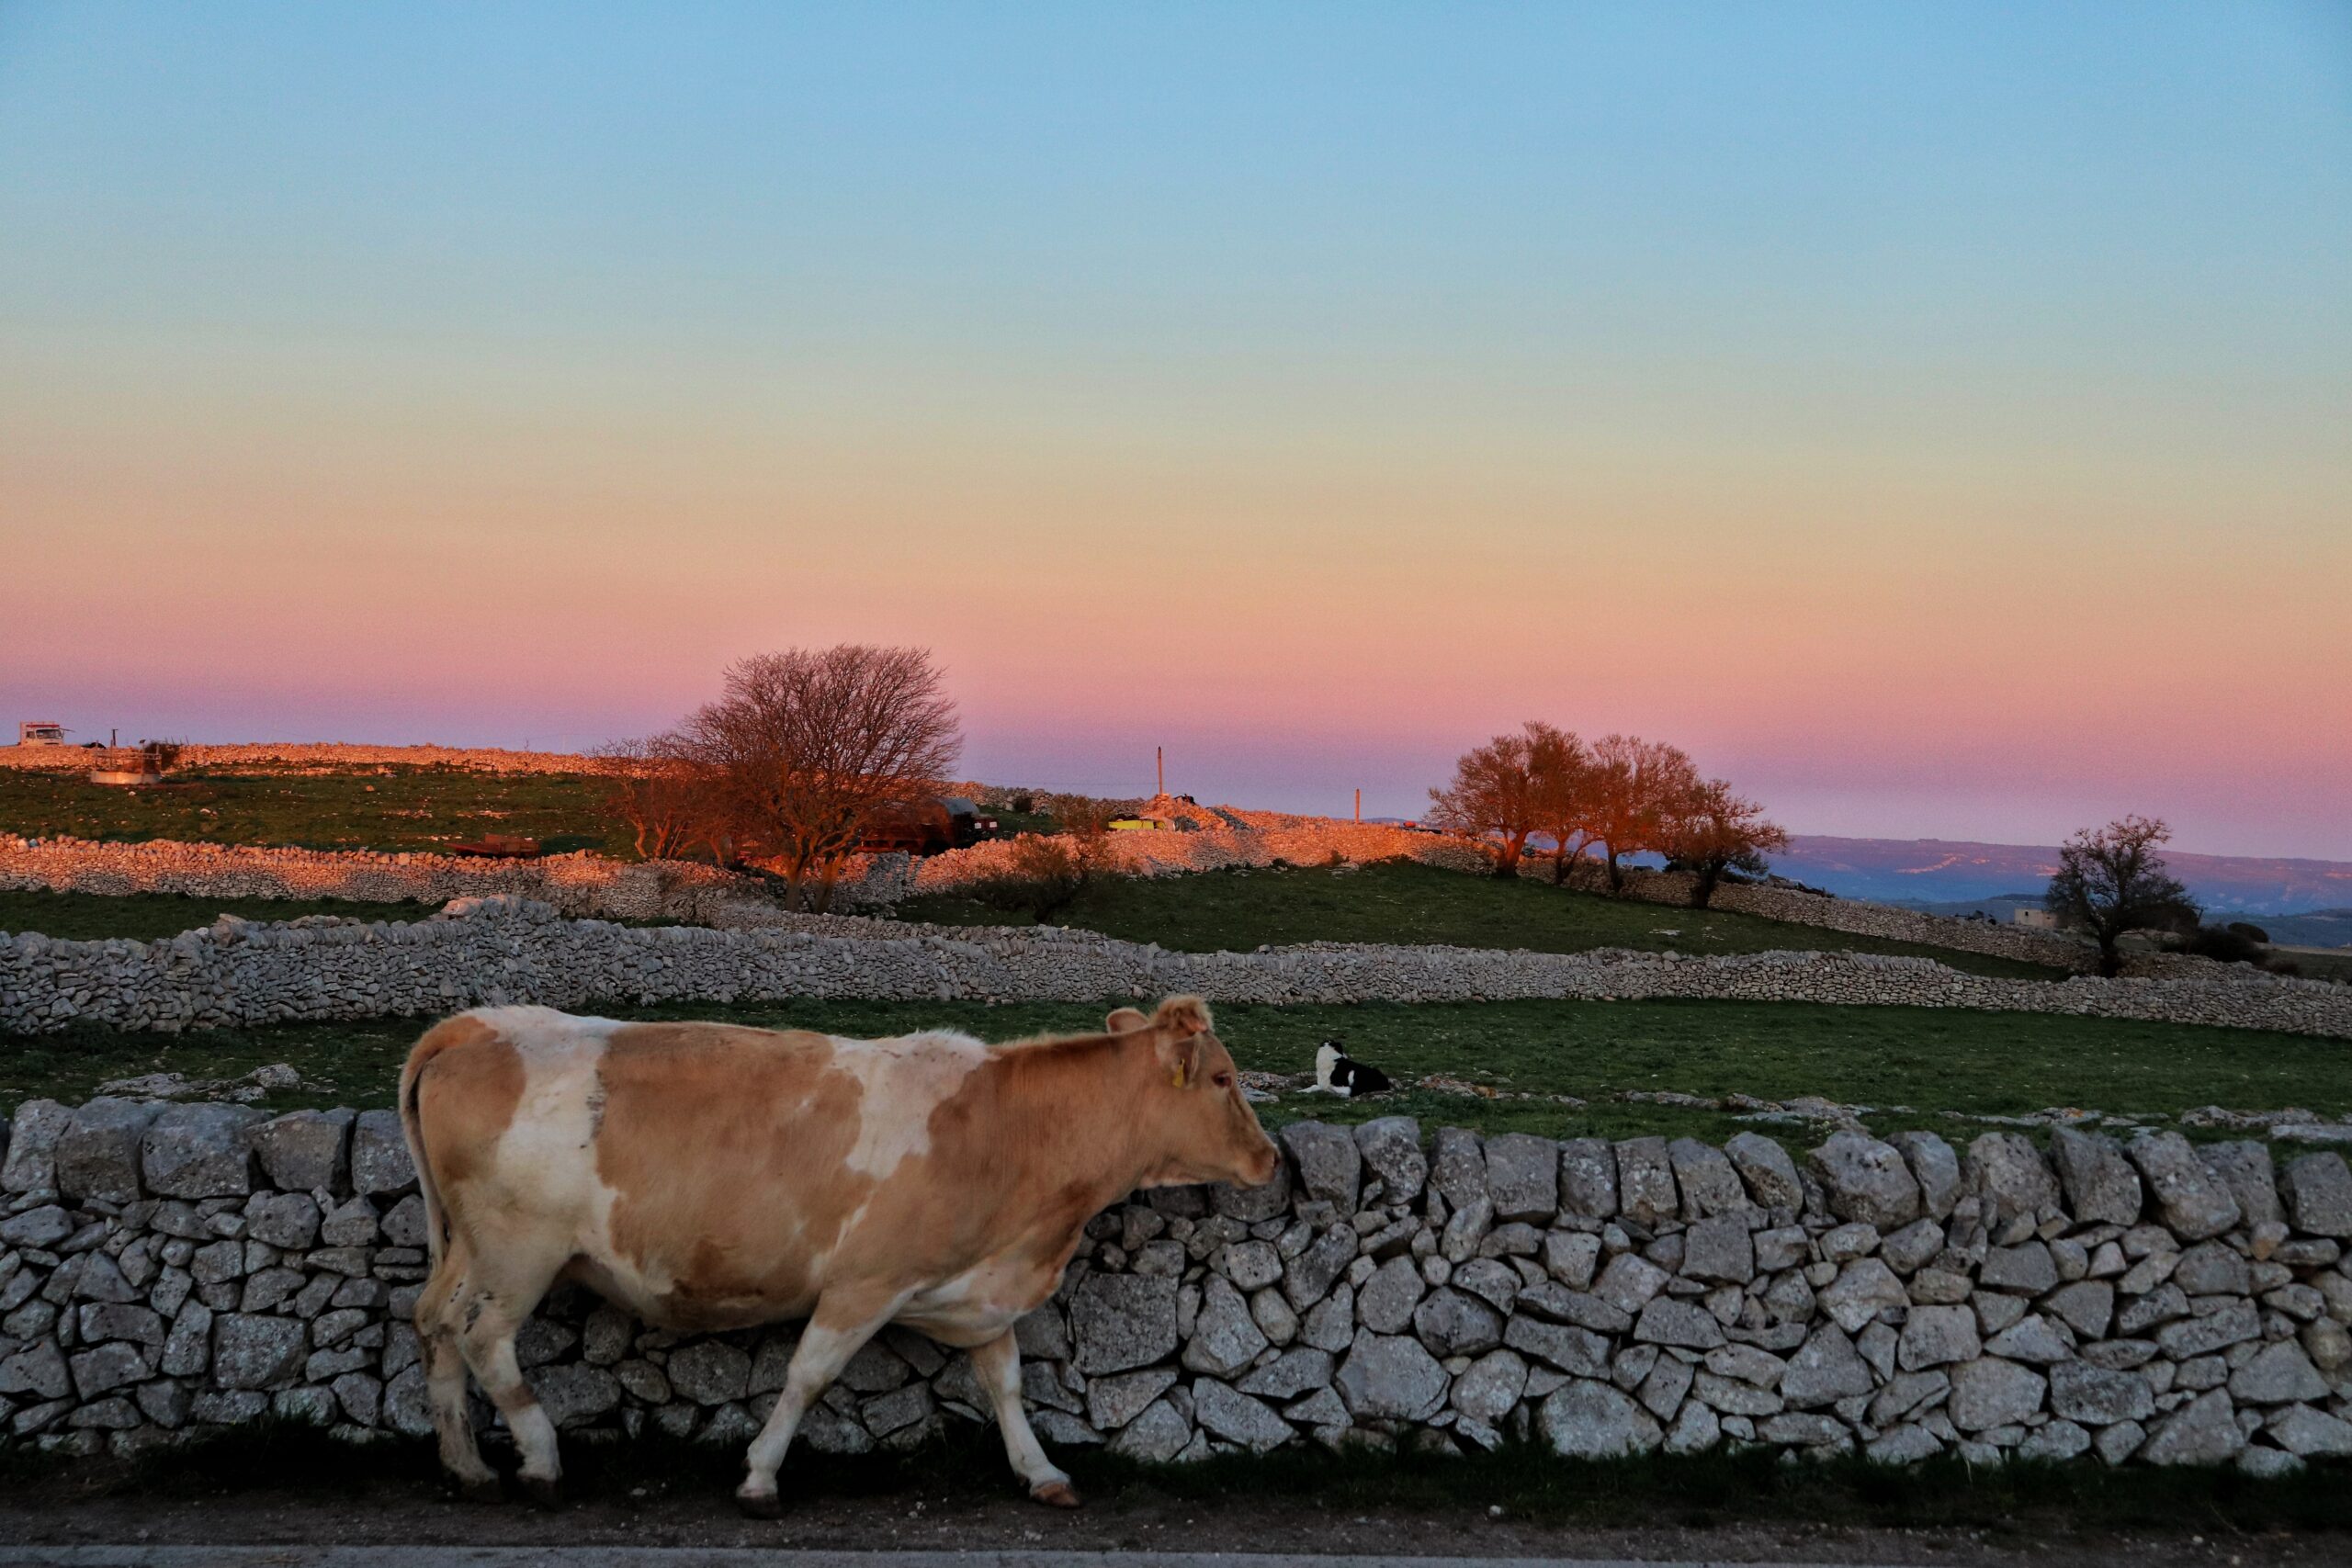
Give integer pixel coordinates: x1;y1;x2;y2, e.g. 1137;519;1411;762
6;996;2337;1145
0;765;616;855
898;860;2067;980
0;891;443;942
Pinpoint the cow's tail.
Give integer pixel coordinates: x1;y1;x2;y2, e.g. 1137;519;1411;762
398;1014;474;1271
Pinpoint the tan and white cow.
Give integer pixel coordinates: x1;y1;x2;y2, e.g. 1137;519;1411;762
397;995;1276;1513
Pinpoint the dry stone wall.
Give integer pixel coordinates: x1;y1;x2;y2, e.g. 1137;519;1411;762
5;897;2351;1039
0;836;887;922
2;1099;2347;1472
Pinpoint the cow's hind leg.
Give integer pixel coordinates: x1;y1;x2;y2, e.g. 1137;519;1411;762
415;1241;500;1501
970;1330;1077;1506
447;1250;569;1506
736;1289;901;1517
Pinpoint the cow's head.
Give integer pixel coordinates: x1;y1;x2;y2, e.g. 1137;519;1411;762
1110;996;1280;1190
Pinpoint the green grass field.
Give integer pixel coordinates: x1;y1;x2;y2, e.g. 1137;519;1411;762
0;765;616;855
6;996;2337;1145
899;859;2067;980
0;889;443;942
0;889;684;943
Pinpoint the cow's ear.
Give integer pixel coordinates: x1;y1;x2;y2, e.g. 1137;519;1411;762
1156;1030;1203;1089
1104;1007;1149;1034
1153;995;1213;1037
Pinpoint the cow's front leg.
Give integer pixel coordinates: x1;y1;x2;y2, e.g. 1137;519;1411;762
736;1289;901;1518
969;1329;1078;1506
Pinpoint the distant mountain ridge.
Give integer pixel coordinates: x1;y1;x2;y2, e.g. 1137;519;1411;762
1775;836;2352;918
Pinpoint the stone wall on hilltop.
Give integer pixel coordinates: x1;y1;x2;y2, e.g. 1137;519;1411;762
4;897;2349;1039
1;1100;2346;1472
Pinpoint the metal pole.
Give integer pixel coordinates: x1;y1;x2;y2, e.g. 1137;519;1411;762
1156;746;1163;798
1354;787;1361;823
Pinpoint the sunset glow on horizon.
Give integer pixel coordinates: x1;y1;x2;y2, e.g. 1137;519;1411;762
4;4;2347;856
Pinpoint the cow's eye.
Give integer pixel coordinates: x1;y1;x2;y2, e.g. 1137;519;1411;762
1214;1071;1234;1089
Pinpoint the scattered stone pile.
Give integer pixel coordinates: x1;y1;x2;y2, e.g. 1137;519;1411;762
2;1100;2348;1472
6;897;2349;1039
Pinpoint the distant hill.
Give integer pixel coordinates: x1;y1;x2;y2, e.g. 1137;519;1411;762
1775;836;2352;919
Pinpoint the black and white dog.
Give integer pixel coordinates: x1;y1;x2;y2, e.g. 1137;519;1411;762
1310;1040;1392;1098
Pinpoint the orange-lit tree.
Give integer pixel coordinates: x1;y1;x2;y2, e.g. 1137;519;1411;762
1529;723;1601;885
596;735;712;861
1587;734;1701;894
1659;778;1789;908
675;645;962;911
1427;726;1549;877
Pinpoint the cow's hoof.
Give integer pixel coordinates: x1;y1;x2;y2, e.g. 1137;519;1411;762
518;1474;563;1510
454;1473;504;1506
735;1488;786;1520
1031;1480;1082;1509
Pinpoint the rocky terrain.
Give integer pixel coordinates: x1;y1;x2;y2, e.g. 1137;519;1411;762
6;895;2347;1039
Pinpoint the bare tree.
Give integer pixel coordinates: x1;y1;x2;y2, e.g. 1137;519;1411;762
677;646;962;912
1659;778;1789;908
595;735;712;861
1427;726;1549;877
1527;723;1600;885
2045;815;2199;977
1587;734;1701;894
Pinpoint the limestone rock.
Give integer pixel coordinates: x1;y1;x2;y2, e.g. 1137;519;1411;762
1539;1378;1663;1458
2198;1141;2282;1229
1282;1122;1362;1212
1892;1131;1962;1220
1412;1287;1505;1357
1192;1379;1291;1452
1071;1272;1180;1374
1963;1133;2059;1223
2226;1340;2327;1405
1806;1132;1921;1229
1724;1132;1803;1210
1613;1137;1678;1228
2278;1152;2352;1239
141;1104;265;1199
56;1099;162;1203
349;1110;417;1198
1557;1137;1618;1218
252;1109;354;1195
1351;1117;1426;1205
2127;1132;2241;1242
1897;1304;1981;1370
1450;1348;1527;1424
0;1099;70;1192
1680;1213;1754;1285
1335;1331;1449;1421
2140;1388;2245;1467
1946;1357;2045;1431
1668;1138;1748;1219
1182;1276;1270;1377
1483;1134;1558;1223
1429;1127;1486;1209
1107;1398;1192;1461
2049;1128;2142;1226
210;1314;307;1391
1781;1322;1873;1407
1355;1256;1427;1335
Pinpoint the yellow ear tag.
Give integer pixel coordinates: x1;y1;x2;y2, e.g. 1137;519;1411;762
1169;1064;1188;1088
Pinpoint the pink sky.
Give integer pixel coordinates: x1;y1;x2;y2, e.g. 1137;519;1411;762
4;6;2347;858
